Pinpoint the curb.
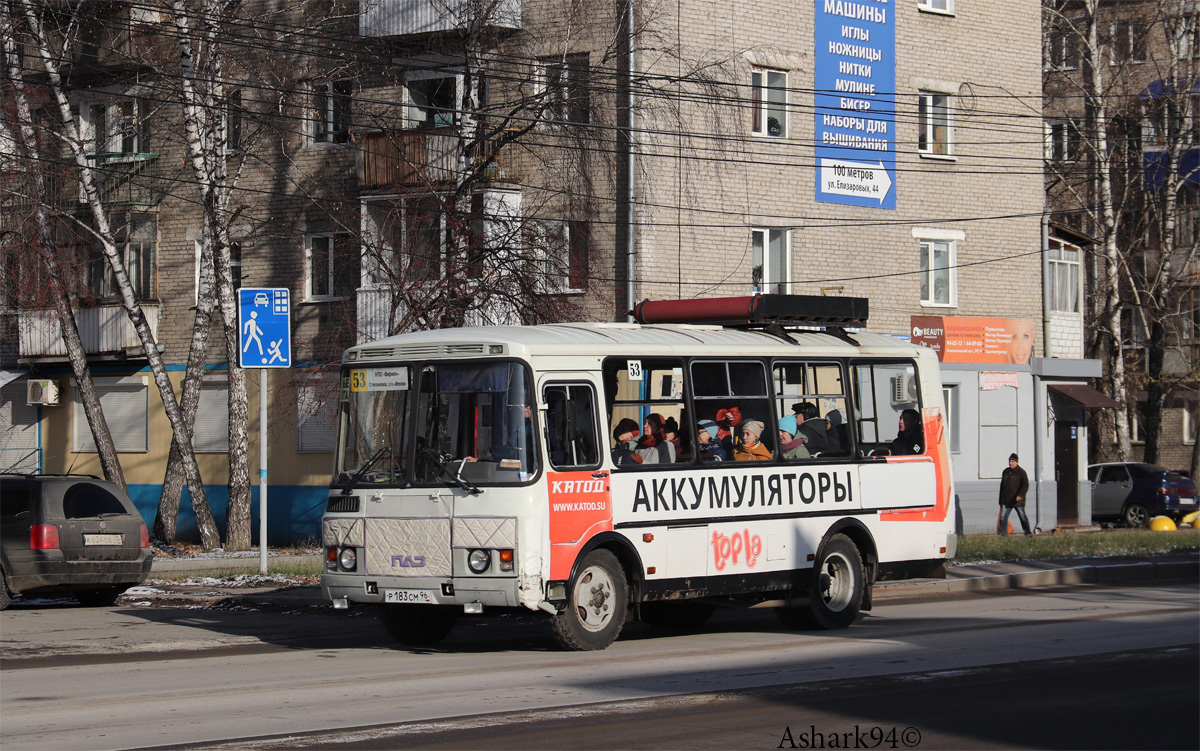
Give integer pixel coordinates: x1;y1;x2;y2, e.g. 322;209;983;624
873;558;1199;600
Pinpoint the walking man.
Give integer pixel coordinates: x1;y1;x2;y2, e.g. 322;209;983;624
998;452;1032;536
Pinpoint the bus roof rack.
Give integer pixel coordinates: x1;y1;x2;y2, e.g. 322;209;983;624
630;294;869;329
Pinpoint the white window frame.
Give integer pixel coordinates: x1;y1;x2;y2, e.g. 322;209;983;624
918;0;954;15
918;238;957;307
1049;27;1080;70
1047;118;1082;162
751;228;791;294
535;220;588;294
750;68;787;138
405;70;462;130
1048;238;1081;313
89;212;157;301
537;54;590;127
942;385;959;453
297;373;338;453
1179;16;1199;59
1110;19;1147;65
193;240;242;305
1184;401;1197;445
73;376;149;453
918;91;952;157
311;80;351;144
80;96;150;158
305;233;353;301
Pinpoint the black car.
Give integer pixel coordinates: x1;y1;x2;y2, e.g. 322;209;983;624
1088;463;1198;528
0;474;153;609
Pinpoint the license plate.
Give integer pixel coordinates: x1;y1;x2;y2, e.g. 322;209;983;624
84;533;123;546
1180;497;1196;505
384;589;436;604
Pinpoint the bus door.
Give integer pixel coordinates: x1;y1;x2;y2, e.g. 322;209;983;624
539;375;610;580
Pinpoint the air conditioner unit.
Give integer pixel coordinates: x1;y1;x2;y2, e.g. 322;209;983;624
890;373;918;406
26;379;60;406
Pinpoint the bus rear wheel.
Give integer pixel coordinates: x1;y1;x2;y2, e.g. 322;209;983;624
379;604;458;646
550;549;627;651
776;534;864;631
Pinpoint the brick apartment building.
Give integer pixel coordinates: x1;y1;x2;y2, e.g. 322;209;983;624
1;0;1121;540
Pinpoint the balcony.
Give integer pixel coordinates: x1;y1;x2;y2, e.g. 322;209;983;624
360;130;525;190
360;0;521;38
87;153;162;206
18;303;159;360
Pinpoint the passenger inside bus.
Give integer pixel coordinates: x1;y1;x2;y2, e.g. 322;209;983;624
825;409;848;453
611;418;642;466
890;408;925;456
695;419;727;462
733;420;772;461
715;406;742;457
636;413;676;464
777;416;810;459
792;402;829;454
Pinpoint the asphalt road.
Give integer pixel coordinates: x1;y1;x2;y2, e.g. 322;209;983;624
2;581;1196;751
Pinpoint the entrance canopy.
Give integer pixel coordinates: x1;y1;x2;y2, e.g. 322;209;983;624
1047;383;1121;409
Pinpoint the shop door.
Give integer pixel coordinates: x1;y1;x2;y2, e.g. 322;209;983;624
1055;422;1079;525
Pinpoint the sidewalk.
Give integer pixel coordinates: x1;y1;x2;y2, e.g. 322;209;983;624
145;553;1199;609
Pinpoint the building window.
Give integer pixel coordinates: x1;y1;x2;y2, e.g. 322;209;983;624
194;241;242;304
311;80;351;144
918;0;953;13
918;91;951;156
751;68;787;138
297;374;338;453
1179;16;1199;59
751;228;790;294
537;220;588;293
73;377;148;453
1184;401;1198;445
1048;118;1083;162
1048;238;1080;313
227;89;242;152
306;233;358;300
407;73;458;129
1111;20;1147;64
0;239;19;312
919;239;955;306
1183;286;1200;341
85;98;150;155
1049;27;1080;70
88;213;156;300
539;54;590;125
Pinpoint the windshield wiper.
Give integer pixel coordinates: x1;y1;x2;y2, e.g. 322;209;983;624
422;448;482;495
341;446;390;495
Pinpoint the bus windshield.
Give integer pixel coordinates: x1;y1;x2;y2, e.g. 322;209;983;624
337;361;538;489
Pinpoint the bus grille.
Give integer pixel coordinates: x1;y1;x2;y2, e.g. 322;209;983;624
326;495;360;513
365;518;451;577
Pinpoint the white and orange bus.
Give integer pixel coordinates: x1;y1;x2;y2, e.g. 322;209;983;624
320;295;955;650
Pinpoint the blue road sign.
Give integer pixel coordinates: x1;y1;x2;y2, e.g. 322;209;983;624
238;288;291;368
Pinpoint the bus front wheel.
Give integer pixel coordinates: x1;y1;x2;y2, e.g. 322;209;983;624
550;549;628;651
379;603;458;646
776;534;864;630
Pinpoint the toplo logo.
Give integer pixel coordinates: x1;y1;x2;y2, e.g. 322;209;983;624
712;529;762;571
391;554;426;568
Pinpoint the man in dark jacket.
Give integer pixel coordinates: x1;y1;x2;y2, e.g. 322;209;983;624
998;453;1032;536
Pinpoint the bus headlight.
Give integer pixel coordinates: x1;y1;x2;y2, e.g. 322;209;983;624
468;549;490;574
339;547;357;571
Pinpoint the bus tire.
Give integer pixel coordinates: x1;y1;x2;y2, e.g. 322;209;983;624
805;534;864;629
640;601;716;632
379;604;458;646
550;549;627;651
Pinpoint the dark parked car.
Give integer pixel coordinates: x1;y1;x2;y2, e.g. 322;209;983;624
1088;463;1198;528
0;474;153;609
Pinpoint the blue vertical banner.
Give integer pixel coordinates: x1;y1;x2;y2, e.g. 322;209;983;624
814;0;896;209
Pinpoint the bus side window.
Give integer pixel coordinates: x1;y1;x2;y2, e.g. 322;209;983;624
544;384;601;469
693;360;772;462
772;361;850;459
850;361;921;456
604;357;688;468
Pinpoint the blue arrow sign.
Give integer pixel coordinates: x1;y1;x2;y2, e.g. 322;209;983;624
238;288;291;368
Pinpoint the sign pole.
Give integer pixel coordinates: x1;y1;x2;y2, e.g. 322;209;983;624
259;370;268;575
238;288;291;577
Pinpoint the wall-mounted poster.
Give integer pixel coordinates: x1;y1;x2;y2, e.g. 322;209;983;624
911;316;1036;364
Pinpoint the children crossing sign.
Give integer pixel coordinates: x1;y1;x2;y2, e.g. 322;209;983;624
238;288;291;368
